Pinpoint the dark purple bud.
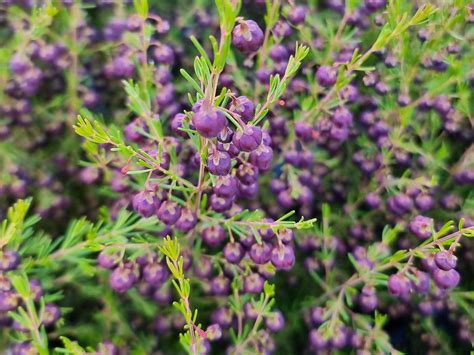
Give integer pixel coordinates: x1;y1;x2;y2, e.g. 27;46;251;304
153;44;175;65
243;273;265;294
309;329;328;350
214;175;238;198
415;193;434;211
223;242;245;264
387;274;411;297
209;194;233;213
143;263;168;285
192;107;228;138
0;250;20;271
412;270;430;294
432;268;460;289
171;113;188;138
211;307;233;328
109;265;137;293
132;190;161;218
233;125;262;152
202;225;226;247
175;208;198;232
249;242;272;264
229;96;255;122
271;245;295;270
236;163;259;185
409;215;433;239
42;303;61;327
156;201;181;225
232;20;264;53
98;249;121;269
269;44;290;62
316;65;337;87
0;290;19;311
210;276;230;296
250;144;273;171
207;149;232;176
288;6;306;24
434;250;457;271
265;310;285;332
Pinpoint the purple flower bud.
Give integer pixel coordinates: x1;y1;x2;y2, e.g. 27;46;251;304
232;20;264;53
192;107;228;138
98;249;121;269
365;192;382;209
432;268;460;289
309;329;328;350
409;215;433;239
244;273;265;294
271;245;295;270
209;194;233;213
0;250;20;271
332;106;353;126
310;307;327;326
202;225;226;247
387;274;411;297
143;263;168;285
132;190;161;218
236;163;259;185
10;54;31;75
214;175;238;198
207;149;232;176
288;6;306;24
223;242;245;264
316;65;337;87
211;307;233;328
175;208;198;232
365;0;387;12
153;44;175;65
434;250;457;271
269;44;289;62
250;144;273;172
249;242;272;264
0;290;19;311
412;270;430;294
233;125;262;152
42;303;61;327
156;201;181;225
211;276;230;295
265;310;285;332
109;265;137;293
229;96;255;122
171;113;188;138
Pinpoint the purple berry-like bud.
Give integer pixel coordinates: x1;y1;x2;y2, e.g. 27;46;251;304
192;107;228;138
10;54;31;75
211;307;233;328
202;225;226;247
288;6;306;24
388;193;413;215
309;329;328;350
156;201;181;225
236;163;259;185
412;270;430;294
175;208;198;232
271;245;295;270
415;193;434;211
153;44;175;65
109;264;137;293
211;276;230;296
223;242;245;264
171;113;188;138
265;310;285;332
243;273;265;294
132;190;161;218
310;307;327;326
409;215;433;239
0;290;19;311
432;268;460;289
0;250;20;271
232;20;264;53
316;65;337;87
42;303;61;327
365;0;387;12
249;242;272;264
209;194;233;213
214;175;238;198
434;250;457;271
250;144;273;172
269;44;289;62
217;126;234;143
295;121;314;143
229;96;255;122
233;125;262;152
98;249;121;269
143;263;168;285
387;274;411;297
365;192;381;209
207;149;232;176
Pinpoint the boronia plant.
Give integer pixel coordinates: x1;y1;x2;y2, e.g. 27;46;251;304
0;0;473;354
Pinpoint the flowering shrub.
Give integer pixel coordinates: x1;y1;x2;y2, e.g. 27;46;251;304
0;0;473;354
